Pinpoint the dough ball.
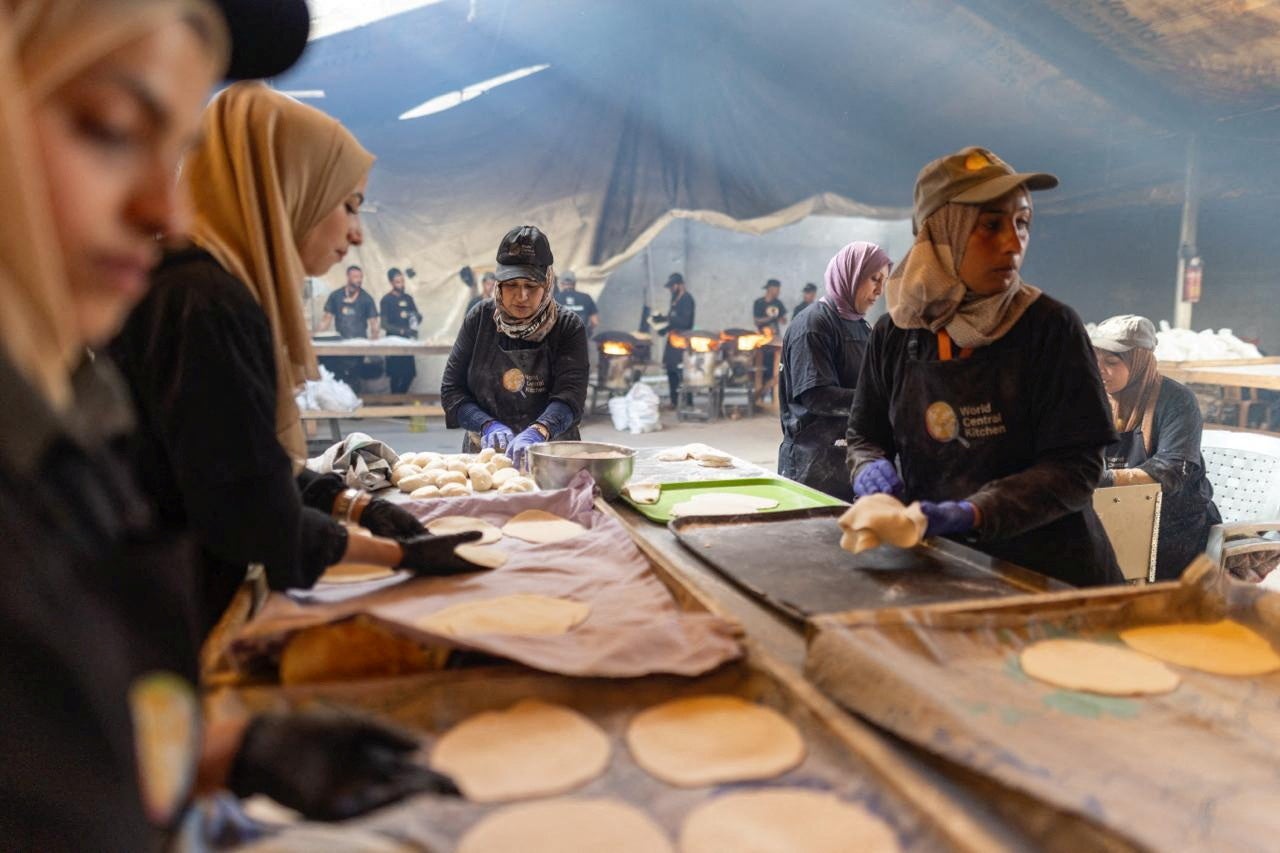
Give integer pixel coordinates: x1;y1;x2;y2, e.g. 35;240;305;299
424;457;447;471
412;452;438;467
411;485;442;500
438;470;468;487
390;465;421;486
468;465;494;493
439;482;471;498
478;447;497;462
490;455;514;470
447;459;470;474
491;467;520;486
398;473;433;493
498;476;537;494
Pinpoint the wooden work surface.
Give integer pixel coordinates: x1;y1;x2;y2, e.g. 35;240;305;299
312;340;453;357
1159;356;1280;391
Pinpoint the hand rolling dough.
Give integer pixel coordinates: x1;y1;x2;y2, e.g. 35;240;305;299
427;516;502;545
838;494;926;553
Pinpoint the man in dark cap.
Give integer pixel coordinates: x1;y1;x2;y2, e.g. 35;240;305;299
650;272;696;408
753;278;788;402
467;271;497;314
793;282;819;317
381;267;424;393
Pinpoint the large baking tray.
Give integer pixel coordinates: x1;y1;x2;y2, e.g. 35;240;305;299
670;506;1066;622
223;653;1013;852
622;477;846;523
804;559;1280;853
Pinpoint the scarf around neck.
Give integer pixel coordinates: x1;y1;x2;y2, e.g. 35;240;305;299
886;202;1041;349
494;275;559;343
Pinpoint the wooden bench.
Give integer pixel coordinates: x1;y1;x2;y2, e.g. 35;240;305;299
301;403;446;442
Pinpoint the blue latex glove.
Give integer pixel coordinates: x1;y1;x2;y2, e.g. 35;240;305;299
481;421;515;451
919;500;977;538
536;400;577;437
507;426;547;470
852;459;905;499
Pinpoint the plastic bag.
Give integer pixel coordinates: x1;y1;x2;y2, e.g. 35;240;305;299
295;365;362;413
608;396;630;431
624;382;662;434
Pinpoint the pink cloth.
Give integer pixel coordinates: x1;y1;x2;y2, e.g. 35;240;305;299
821;241;891;322
231;472;743;677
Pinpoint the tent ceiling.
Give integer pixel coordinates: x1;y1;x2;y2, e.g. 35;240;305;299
277;0;1280;284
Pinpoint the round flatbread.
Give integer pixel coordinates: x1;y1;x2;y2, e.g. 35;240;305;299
1019;639;1180;696
428;516;503;545
680;789;900;853
669;493;777;518
626;695;805;787
502;509;586;543
1119;620;1280;676
318;563;400;584
431;699;610;802
454;543;508;569
689;493;778;510
457;798;672;853
416;594;590;638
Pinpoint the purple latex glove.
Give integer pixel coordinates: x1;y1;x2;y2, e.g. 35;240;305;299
481;420;515;451
852;459;905;499
507;426;547;470
919;500;976;538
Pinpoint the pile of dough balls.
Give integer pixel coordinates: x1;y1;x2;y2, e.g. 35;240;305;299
391;449;538;499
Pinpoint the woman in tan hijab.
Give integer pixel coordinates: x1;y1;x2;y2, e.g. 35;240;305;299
110;83;484;638
0;1;227;846
846;146;1123;587
1091;314;1220;579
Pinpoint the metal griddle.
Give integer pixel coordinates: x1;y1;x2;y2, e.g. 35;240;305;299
670;506;1067;623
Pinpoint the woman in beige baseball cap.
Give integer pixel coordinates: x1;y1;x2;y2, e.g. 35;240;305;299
845;146;1124;587
1091;314;1220;580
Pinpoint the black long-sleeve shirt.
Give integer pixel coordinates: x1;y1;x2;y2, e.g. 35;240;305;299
847;298;1116;542
109;248;346;633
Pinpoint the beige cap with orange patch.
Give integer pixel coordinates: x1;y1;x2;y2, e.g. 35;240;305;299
912;146;1058;233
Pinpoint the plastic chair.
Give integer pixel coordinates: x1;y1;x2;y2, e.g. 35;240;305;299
1201;429;1280;579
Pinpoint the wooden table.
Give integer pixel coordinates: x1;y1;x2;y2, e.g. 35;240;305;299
1159;357;1280;392
311;340;454;358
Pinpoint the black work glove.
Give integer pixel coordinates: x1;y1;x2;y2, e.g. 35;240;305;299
396;530;487;576
360;499;426;538
228;710;458;821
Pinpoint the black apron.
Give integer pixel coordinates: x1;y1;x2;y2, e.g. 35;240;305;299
334;299;368;339
1103;427;1215;580
462;337;581;452
383;295;418;338
893;331;1120;587
777;306;868;501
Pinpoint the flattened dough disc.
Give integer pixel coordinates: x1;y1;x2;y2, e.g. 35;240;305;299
669;493;778;518
431;699;610;802
415;594;590;637
626;695;805;787
318;563;400;584
1119;620;1280;676
427;516;503;545
1019;639;1180;696
624;483;661;505
454;543;508;569
680;789;900;853
838;494;926;554
502;509;587;544
457;798;673;853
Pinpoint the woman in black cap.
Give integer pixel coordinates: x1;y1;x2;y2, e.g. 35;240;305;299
442;225;589;467
847;146;1123;587
1091;314;1220;580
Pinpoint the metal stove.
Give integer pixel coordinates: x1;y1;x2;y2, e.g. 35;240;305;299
718;327;775;416
670;329;724;421
590;331;652;413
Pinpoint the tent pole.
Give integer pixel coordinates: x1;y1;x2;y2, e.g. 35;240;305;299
1173;134;1200;330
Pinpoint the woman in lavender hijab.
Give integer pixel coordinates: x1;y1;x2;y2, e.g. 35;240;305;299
777;241;892;500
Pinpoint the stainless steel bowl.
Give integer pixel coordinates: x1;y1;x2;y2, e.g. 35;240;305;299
528;440;636;499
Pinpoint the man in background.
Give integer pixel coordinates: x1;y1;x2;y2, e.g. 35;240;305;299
380;267;423;393
793;282;819;317
752;278;788;403
319;265;379;389
652;273;695;408
466;271;497;314
554;270;599;332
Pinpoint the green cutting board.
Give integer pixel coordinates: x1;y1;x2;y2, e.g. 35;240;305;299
622;477;847;523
